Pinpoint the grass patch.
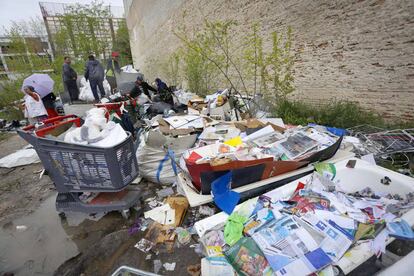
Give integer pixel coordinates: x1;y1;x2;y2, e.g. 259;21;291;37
274;99;384;128
0;108;24;121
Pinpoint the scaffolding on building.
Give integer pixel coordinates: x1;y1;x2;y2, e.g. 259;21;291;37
39;1;125;60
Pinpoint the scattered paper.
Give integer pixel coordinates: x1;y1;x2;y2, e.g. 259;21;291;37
163;262;176;271
15;225;28;232
258;118;285;128
154;260;162;274
371;229;388;257
144;204;175;225
201;257;235;276
134;238;155;253
242;125;275;142
361;153;376;165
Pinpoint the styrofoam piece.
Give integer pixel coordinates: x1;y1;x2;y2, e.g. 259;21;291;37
178;148;355;208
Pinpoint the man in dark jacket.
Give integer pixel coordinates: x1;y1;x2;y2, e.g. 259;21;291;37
62;56;79;102
84;55;105;102
106;52;121;91
128;75;157;99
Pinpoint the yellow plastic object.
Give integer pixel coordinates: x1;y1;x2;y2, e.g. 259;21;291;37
223;136;242;147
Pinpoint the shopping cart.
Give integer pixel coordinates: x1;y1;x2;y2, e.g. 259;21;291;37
95;96;139;124
17;115;141;216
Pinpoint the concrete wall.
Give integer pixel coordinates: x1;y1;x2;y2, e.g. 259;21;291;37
124;0;414;121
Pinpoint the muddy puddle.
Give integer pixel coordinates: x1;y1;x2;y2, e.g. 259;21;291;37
0;193;130;275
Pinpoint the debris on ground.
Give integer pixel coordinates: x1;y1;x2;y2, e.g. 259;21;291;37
187;263;201;276
193;158;414;275
175;227;191;245
134;238;155;253
4;81;414;276
153;259;162;274
0;146;40;168
163;262;176;271
198;206;215;217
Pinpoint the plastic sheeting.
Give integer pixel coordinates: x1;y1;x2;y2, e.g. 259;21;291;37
0;148;40;168
120;65;138;73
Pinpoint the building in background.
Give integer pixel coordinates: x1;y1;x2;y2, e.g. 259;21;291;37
0;35;53;81
39;1;125;60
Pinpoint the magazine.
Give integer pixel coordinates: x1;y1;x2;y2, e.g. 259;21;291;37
224;237;273;276
251;132;285;147
251;216;319;271
277;132;319;160
300;213;353;262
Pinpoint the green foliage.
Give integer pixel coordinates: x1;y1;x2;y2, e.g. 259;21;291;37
243;23;266;96
267;27;294;99
174;20;240;96
0;79;25;120
274;99;383;128
112;21;133;65
5;23;52;74
53;1;112;59
173;19;295;114
162;52;180;86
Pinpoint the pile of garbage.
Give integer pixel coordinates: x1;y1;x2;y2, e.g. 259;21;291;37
5;83;414;275
194;163;414;275
180;122;342;195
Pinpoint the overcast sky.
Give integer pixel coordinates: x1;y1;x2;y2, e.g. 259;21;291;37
0;0;124;34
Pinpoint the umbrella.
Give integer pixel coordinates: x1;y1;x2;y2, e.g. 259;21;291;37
21;74;54;98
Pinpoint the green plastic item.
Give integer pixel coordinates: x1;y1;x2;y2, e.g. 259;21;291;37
224;212;248;246
314;162;336;180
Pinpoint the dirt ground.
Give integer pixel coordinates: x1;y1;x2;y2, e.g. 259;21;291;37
0;134;54;226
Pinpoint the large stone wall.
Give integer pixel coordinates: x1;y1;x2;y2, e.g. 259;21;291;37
124;0;414;120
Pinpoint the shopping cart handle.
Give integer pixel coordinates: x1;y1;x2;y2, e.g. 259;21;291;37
22;115;80;131
35;117;82;137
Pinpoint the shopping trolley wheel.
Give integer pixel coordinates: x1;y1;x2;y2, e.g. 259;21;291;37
58;212;66;220
121;209;130;219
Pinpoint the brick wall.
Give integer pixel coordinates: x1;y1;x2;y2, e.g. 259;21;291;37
125;0;414;121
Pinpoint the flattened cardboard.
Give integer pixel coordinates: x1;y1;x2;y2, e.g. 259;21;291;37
165;196;189;227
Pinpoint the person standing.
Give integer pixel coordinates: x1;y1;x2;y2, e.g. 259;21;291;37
84;55;105;102
106;51;121;91
22;86;48;125
62;56;79;103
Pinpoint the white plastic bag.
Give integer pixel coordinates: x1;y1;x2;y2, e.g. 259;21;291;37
78;77;111;101
0;148;40;168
